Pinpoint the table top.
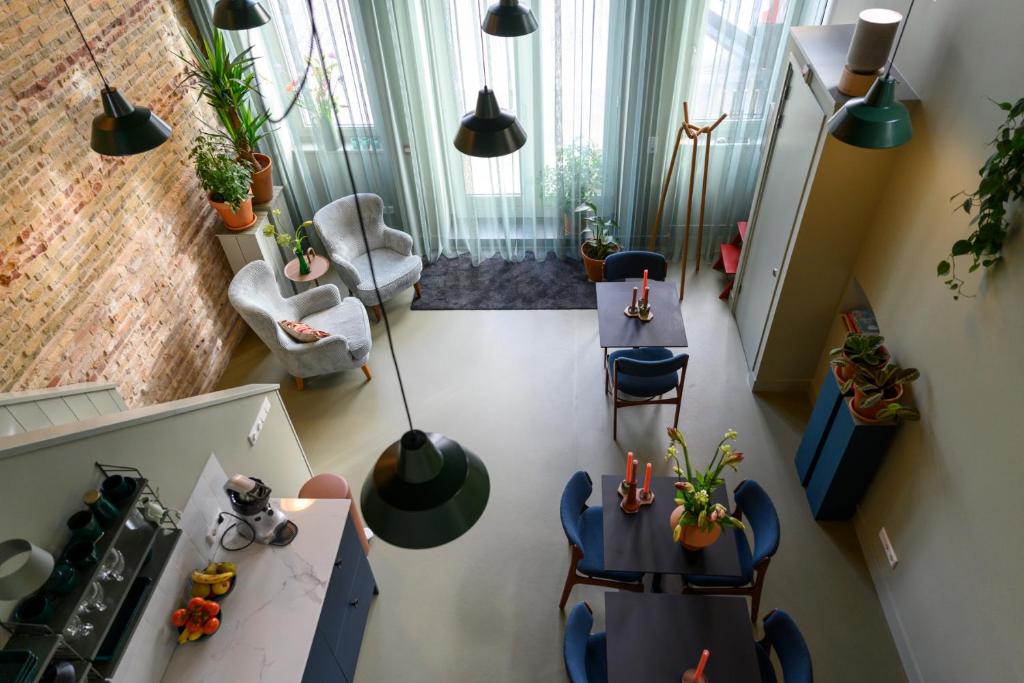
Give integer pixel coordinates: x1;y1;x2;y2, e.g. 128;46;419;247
601;475;743;578
605;592;760;683
596;280;688;348
284;254;331;282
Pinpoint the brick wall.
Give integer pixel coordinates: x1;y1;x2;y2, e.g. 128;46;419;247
0;0;246;406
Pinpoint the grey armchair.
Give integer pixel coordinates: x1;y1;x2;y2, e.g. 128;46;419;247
228;260;372;390
313;193;423;322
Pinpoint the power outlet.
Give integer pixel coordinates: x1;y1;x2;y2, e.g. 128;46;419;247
248;397;272;446
647;136;657;154
879;527;898;568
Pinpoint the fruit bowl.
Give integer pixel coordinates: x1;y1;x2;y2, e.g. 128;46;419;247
172;598;222;644
190;561;237;602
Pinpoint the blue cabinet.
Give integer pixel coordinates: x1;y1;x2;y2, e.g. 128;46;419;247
795;369;843;485
302;512;377;682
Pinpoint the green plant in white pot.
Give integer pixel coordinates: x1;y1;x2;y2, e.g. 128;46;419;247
190;135;254;231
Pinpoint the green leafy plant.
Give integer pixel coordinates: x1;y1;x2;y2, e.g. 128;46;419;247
177;29;269;168
264;217;313;256
850;362;920;409
829;333;888;380
938;97;1024;299
664;427;746;538
542;143;603;231
575;201;619;260
874;402;920;422
190;135;252;211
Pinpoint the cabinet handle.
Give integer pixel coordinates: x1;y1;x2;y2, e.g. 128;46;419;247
771;267;779;277
334;560;344;568
349;599;359;607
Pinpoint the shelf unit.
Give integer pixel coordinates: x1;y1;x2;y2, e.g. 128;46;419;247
1;464;181;682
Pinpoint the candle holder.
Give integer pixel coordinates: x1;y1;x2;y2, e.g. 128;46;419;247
618;480;640;514
681;670;708;683
637;488;655;506
637;298;653;322
624;304;640;318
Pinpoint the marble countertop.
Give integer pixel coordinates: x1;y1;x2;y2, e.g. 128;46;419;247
160;497;351;683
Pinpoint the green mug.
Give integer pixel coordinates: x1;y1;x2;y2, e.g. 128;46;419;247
65;540;99;569
66;510;103;542
83;490;121;528
14;594;53;624
43;563;79;596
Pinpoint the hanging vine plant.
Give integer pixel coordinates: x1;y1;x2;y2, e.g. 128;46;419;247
937;97;1024;299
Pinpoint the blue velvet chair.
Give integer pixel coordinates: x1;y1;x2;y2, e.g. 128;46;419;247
559;471;644;609
605;348;689;440
683;479;780;622
603;250;668;282
564;602;609;683
756;609;813;682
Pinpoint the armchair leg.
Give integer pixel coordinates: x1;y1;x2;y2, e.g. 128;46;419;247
294;376;305;391
361;365;373;381
413;282;422;299
371;304;382;323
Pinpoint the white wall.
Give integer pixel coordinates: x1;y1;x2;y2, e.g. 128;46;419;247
826;1;1024;680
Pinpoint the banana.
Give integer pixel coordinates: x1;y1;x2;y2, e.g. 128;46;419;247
191;569;235;585
215;561;237;574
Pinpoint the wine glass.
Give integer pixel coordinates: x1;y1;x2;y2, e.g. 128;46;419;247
79;581;107;613
98;548;125;582
63;614;94;641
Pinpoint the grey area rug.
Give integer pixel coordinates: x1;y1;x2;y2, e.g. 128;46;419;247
410;252;597;310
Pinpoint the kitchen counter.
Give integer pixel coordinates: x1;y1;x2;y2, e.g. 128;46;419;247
160;498;352;683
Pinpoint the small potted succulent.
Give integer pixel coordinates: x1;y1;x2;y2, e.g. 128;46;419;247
848;362;920;422
830;333;889;386
264;217;317;276
190;135;255;230
576;201;620;282
664;427;745;551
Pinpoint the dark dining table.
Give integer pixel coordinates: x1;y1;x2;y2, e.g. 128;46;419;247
605;592;762;683
596;280;688;349
601;474;743;586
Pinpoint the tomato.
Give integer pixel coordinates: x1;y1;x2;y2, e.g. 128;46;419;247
202;617;221;635
170;608;187;627
187;597;205;610
203;601;220;617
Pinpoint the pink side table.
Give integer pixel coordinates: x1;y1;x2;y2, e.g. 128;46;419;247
284;254;331;287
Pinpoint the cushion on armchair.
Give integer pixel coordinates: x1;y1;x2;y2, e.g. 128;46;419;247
278;320;331;343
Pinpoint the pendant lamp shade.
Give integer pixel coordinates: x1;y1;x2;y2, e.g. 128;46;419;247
213;0;271;30
482;0;539;37
454;87;527;158
827;77;912;149
91;87;171;156
360;430;490;549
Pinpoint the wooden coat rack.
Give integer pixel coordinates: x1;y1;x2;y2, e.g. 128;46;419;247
647;102;727;300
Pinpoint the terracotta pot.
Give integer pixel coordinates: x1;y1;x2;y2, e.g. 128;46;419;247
833;346;890;387
669;505;722;551
250;153;273;205
580;242;619;282
209;194;255;231
852;384;903;421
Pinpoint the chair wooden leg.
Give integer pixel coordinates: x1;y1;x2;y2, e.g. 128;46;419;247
361;365;372;381
294;376;304;391
371;305;382;323
673;395;682;427
613;401;619;441
559;548;581;610
413;281;422;298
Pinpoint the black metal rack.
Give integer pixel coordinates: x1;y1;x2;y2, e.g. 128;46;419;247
1;463;182;682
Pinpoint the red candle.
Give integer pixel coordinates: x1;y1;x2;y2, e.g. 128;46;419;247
626;451;634;482
643;462;652;492
642;268;649;293
631;287;638;309
694;650;710;680
643;285;649;303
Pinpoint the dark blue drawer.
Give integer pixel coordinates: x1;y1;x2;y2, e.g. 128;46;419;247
795;369;842;485
317;515;364;644
302;630;349;682
332;558;376;680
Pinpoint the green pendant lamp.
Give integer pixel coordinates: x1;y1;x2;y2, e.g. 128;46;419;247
482;0;538;37
64;0;171;156
213;0;271;30
828;0;915;149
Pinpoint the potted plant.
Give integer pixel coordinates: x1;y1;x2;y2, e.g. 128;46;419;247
664;427;746;551
190;135;254;230
848;362;920;422
576;201;620;282
829;333;889;386
178;29;275;204
264;218;316;276
542;143;602;236
289;56;348;150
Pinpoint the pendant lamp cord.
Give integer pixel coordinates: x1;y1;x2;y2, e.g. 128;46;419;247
305;0;414;432
476;0;488;88
884;0;915;79
64;0;109;89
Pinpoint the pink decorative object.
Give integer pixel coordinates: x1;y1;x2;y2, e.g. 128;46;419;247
299;473;370;555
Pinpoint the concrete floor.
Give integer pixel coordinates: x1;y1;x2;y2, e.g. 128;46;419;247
217;266;907;682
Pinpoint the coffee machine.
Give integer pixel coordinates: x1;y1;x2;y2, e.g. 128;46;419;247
223;474;298;546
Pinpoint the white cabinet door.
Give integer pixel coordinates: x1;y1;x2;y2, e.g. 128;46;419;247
735;61;825;371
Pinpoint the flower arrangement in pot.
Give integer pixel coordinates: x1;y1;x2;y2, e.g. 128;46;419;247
664;427;746;551
264;217;317;276
190;135;254;230
848;362;921;422
829;333;889;386
575;201;620;282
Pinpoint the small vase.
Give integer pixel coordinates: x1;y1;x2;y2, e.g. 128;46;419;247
620;481;640;514
669;505;722;551
296;248;311;276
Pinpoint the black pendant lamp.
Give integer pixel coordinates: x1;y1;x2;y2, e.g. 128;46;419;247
482;0;538;37
64;0;171;156
213;0;272;30
828;0;914;149
300;5;490;549
454;0;528;158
